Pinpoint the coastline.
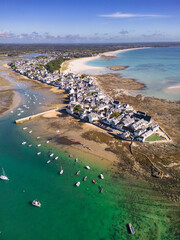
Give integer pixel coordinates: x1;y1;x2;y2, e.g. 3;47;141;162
65;47;150;75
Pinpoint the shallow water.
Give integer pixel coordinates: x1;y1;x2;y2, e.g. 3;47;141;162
0;63;179;240
87;47;180;101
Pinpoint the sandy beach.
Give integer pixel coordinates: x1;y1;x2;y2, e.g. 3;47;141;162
65;47;150;75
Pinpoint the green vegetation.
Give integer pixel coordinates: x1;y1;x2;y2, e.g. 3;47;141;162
80;74;87;79
74;105;82;112
44;57;64;72
110;112;120;119
146;133;165;141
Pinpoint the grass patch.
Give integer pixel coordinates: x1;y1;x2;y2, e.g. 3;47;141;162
146;133;165;141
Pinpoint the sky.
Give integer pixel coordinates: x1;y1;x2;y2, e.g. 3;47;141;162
0;0;180;43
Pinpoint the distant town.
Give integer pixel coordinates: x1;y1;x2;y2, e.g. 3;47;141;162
10;54;162;142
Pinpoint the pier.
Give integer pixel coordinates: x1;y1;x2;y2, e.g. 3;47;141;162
15;108;59;124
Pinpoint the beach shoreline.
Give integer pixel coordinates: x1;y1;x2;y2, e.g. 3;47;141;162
65;47;150;75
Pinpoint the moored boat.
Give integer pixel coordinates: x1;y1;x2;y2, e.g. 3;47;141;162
47;160;51;164
99;174;104;179
85;166;90;170
22;142;26;145
75;158;78;162
83;176;87;181
76;181;80;187
37;152;41;155
37;144;41;147
128;223;135;234
55;156;58;160
76;170;80;175
99;185;103;193
50;153;54;157
59;167;63;175
32;200;41;207
92;180;97;184
0;168;9;181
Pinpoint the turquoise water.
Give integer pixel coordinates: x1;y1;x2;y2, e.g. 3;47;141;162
87;47;180;101
0;63;179;239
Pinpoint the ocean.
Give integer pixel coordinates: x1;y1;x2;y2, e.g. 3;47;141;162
0;60;179;240
87;47;180;101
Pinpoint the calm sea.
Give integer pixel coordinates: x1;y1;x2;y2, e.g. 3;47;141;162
0;60;179;240
87;47;180;101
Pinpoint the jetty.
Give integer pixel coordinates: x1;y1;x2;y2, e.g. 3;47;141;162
15;108;59;124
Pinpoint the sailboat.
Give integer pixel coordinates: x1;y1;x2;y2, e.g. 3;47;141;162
0;168;9;181
59;166;63;175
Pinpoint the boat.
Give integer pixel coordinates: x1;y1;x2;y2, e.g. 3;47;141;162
76;170;80;175
37;152;41;155
56;130;60;133
0;168;9;181
47;160;51;164
85;166;90;170
99;185;103;193
28;144;32;147
37;136;40;139
23;127;27;130
83;176;87;181
50;153;54;157
59;167;63;175
92;180;97;184
55;156;58;160
99;174;104;180
29;130;32;133
75;158;78;162
69;154;73;158
128;223;135;234
46;140;49;143
22;142;26;145
32;200;41;207
37;144;41;147
76;181;80;187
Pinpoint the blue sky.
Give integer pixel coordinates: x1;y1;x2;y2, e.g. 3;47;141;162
0;0;180;43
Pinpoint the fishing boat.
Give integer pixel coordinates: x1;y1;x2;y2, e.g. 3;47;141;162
92;180;97;184
59;167;63;175
29;130;32;134
23;127;27;130
99;174;104;180
99;185;103;193
37;152;41;155
75;158;78;162
128;223;135;234
47;160;51;164
50;153;54;157
0;168;9;181
32;200;41;207
76;182;80;187
85;166;90;170
83;176;87;181
37;144;41;147
55;156;58;160
22;142;26;145
76;170;80;175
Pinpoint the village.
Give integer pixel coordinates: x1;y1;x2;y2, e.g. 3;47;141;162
10;55;161;143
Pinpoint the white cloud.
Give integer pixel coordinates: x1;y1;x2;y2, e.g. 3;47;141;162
99;12;168;18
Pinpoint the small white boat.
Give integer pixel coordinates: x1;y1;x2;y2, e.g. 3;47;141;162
11;110;13;113
55;156;58;160
21;110;24;113
85;166;90;170
22;142;26;145
47;160;51;164
23;127;27;130
32;200;41;207
37;144;41;147
39;102;42;105
100;174;104;180
50;153;54;157
37;136;40;139
37;152;41;155
29;130;32;134
56;130;60;133
76;181;80;187
17;113;21;116
46;141;49;143
0;168;9;181
75;158;78;162
59;167;63;175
